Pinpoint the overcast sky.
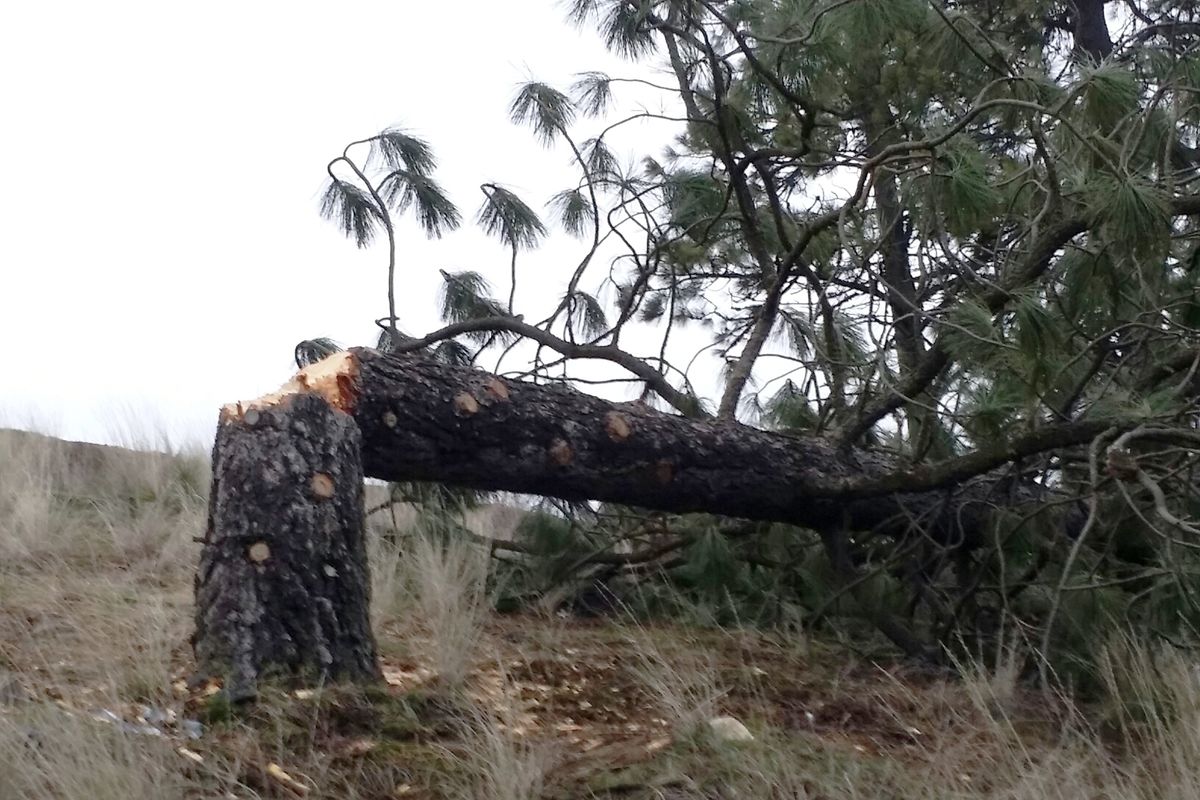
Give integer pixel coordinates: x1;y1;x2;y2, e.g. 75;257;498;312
1;1;686;448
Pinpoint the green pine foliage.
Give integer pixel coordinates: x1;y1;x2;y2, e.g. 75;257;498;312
437;270;510;342
548;188;595;237
306;0;1200;676
476;184;546;251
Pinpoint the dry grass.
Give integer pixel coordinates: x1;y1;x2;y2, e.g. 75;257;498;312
370;517;494;686
450;706;554;800
6;427;1200;799
0;428;207;566
623;624;725;737
0;704;197;800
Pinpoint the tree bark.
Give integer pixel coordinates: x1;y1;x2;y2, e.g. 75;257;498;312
1070;0;1114;62
193;389;381;698
347;348;1049;544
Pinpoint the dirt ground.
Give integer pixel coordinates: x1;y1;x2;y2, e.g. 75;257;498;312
0;570;1060;800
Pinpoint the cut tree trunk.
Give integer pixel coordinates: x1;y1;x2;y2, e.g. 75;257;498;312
195;347;1078;676
194;367;380;699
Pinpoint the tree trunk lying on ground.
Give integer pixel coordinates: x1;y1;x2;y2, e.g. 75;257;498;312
196;347;1091;681
347;348;1082;543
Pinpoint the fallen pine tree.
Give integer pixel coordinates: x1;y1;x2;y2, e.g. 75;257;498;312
193;347;1131;690
191;0;1200;695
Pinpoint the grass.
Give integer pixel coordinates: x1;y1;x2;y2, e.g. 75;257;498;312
6;426;1200;798
451;705;554;800
0;703;202;800
370;518;493;686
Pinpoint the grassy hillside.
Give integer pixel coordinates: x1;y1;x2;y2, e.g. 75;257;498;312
2;427;1200;799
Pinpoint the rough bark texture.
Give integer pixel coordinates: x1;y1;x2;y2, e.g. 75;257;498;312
1070;0;1114;61
350;349;994;543
193;392;380;698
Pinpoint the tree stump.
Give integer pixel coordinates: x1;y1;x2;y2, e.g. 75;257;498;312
193;372;380;699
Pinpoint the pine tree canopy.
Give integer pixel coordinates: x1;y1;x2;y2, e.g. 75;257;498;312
311;1;1200;666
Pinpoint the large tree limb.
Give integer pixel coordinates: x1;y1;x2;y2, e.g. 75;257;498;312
391;315;703;418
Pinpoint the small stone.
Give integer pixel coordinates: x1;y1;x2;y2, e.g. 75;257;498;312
243;408;261;426
382;410;398;428
708;715;754;743
323;564;338;578
140;705;173;725
248;542;271;563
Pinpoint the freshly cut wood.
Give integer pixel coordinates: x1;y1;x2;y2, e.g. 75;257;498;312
193;387;380;698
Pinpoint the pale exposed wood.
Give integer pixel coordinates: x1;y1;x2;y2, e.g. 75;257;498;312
219;351;360;423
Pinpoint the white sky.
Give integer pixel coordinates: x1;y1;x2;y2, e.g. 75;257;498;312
1;1;692;448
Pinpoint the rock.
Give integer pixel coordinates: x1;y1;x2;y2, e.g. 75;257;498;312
707;715;754;743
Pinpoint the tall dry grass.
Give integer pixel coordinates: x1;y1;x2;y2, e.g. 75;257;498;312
0;704;200;800
615;619;1200;800
6;427;1200;798
369;506;495;685
449;705;553;800
0;426;206;704
0;428;208;566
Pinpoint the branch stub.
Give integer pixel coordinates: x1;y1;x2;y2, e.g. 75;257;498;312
248;542;271;563
485;378;510;401
605;411;633;442
548;438;573;466
454;392;480;416
310;472;335;500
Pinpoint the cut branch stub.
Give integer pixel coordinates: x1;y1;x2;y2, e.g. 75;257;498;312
310;472;335;500
485;377;510;401
605;411;633;442
548;438;574;466
453;392;480;416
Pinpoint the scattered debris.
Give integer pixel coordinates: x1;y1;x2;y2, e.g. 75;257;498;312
177;746;205;764
265;762;312;797
86;705;203;741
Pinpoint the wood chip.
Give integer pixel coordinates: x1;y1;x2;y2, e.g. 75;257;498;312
266;763;311;796
177;747;205;765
